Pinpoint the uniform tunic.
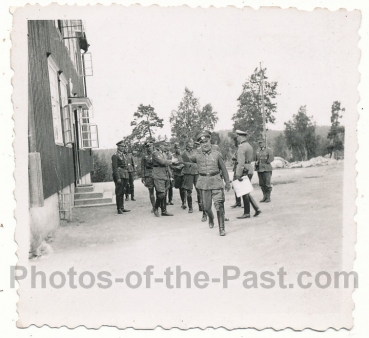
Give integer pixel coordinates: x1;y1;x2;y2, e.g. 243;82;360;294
255;146;274;191
152;149;172;194
181;148;199;190
171;152;185;189
141;152;154;189
112;151;129;210
188;150;230;212
235;140;254;178
125;152;136;195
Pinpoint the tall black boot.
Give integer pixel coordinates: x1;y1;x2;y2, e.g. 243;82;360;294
180;189;187;209
260;186;267;202
131;186;136;201
249;194;261;217
120;198;131;213
168;186;173;205
149;190;155;212
231;193;242;208
154;198;161;217
217;206;225;236
265;188;271;203
208;209;214;228
187;193;193;213
201;211;207;222
161;199;173;216
237;194;250;219
196;189;202;211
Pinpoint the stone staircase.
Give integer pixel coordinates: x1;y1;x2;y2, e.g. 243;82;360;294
74;184;115;208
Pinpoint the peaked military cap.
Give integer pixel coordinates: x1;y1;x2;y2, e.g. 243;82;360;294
196;131;211;142
235;129;248;136
116;140;125;146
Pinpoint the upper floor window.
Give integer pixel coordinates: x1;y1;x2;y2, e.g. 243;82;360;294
48;57;64;145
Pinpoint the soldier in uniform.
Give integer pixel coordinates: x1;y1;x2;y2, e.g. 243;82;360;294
171;142;186;209
234;130;261;219
181;139;201;214
255;136;274;202
152;140;178;217
184;132;231;236
164;142;174;205
141;139;156;212
111;141;131;214
125;147;137;201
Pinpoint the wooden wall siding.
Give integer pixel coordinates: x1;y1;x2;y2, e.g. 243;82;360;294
28;20;93;199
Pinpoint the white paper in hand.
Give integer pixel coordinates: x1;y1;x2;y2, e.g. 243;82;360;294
232;176;253;197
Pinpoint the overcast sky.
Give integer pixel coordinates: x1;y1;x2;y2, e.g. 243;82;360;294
85;6;360;148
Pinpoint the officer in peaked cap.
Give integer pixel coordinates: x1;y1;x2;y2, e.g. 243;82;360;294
255;135;274;202
181;138;201;214
141;138;156;212
234;130;261;219
152;140;178;217
112;140;131;214
182;131;231;236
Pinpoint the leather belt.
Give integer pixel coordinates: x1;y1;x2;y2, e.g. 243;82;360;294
199;172;220;177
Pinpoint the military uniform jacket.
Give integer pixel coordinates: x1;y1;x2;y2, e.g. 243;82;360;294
152;150;172;180
235;141;254;178
126;153;136;173
188;150;230;190
171;152;185;176
181;149;199;175
233;150;254;177
141;153;154;178
255;147;274;172
112;151;129;181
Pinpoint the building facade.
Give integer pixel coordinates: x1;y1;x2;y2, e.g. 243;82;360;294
28;20;98;255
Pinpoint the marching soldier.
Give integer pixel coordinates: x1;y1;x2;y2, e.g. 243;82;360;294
234;130;261;219
152;140;178;217
111;141;131;214
164;142;174;205
141;139;156;212
255;136;274;202
125;147;137;201
184;132;231;236
171;142;186;209
181;139;201;214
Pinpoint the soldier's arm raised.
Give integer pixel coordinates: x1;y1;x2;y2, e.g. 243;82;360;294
152;151;172;166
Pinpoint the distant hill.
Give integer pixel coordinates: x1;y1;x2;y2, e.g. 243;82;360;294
216;126;330;143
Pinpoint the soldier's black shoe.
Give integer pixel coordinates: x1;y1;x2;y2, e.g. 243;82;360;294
209;219;214;228
168;201;174;205
254;209;262;217
225;217;229;221
264;198;271;203
188;208;193;213
121;208;131;212
161;211;174;216
260;196;267;203
201;213;207;222
230;203;242;208
131;197;136;201
220;229;226;236
125;197;129;201
181;204;187;209
236;213;250;219
154;209;160;217
117;209;124;215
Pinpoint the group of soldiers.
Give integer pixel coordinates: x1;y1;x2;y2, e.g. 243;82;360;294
111;130;274;236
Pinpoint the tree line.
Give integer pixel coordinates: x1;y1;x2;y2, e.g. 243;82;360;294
92;67;345;182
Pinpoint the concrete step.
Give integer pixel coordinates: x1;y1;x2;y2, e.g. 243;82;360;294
75;186;94;193
74;192;103;200
74;191;113;206
74;202;116;208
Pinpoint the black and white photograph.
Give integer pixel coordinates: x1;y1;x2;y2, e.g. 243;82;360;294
5;1;364;333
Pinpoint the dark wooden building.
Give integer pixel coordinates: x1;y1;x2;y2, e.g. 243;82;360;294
28;20;98;254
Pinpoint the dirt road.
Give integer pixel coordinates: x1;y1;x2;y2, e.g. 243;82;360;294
18;164;347;329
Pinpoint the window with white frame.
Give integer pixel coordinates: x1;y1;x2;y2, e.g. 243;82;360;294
59;76;74;146
48;58;64;145
80;123;99;149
